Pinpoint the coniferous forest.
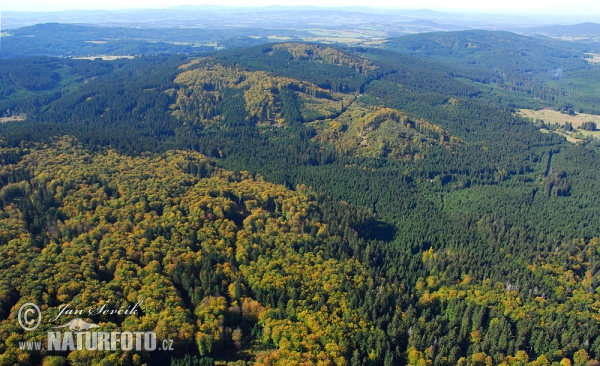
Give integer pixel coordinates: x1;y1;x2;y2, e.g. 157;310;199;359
1;32;600;366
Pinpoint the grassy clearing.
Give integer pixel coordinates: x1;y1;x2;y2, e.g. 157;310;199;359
72;55;135;60
553;36;600;43
517;108;600;143
307;29;371;39
299;29;386;45
361;39;387;47
302;37;365;44
544;129;583;143
0;115;26;123
585;53;600;64
518;108;600;128
267;35;294;40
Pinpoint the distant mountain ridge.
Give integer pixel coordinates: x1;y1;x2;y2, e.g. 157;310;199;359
527;22;600;37
2;6;592;31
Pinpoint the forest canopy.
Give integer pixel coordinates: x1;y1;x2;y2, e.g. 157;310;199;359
1;34;600;365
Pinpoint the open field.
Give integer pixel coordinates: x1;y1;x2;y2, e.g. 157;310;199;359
518;108;600;128
306;29;378;39
553;36;600;43
517;108;600;143
0;115;26;123
542;129;583;143
299;28;386;45
360;39;387;47
73;55;135;60
538;126;583;143
585;53;600;64
304;37;370;44
266;35;294;41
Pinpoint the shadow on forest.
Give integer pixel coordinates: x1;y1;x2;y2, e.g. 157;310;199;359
360;219;396;242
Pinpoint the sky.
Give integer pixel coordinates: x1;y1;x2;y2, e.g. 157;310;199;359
1;0;599;16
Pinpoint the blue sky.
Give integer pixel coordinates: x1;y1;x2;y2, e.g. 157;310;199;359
2;0;599;15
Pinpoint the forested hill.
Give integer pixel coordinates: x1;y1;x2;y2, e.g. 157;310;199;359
384;30;600;114
527;22;600;38
1;38;600;365
385;30;597;57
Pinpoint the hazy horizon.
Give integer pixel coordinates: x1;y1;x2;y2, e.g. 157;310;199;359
2;0;599;18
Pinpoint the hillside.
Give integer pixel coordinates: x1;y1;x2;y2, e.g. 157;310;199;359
384;30;596;66
1;39;600;365
0;138;380;365
385;30;600;114
527;22;600;38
